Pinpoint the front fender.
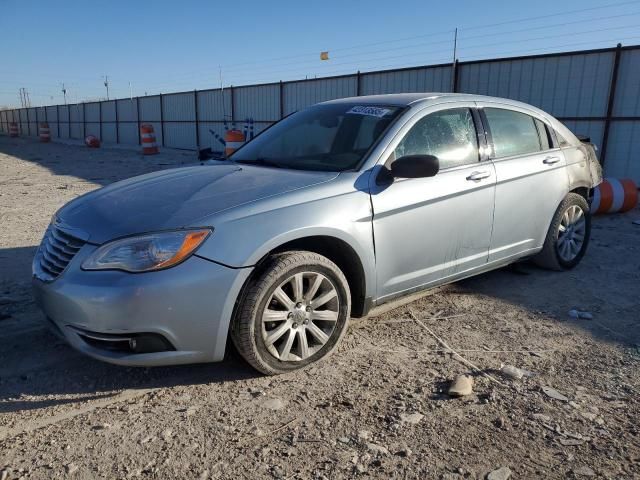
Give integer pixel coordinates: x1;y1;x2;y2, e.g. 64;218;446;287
194;179;377;299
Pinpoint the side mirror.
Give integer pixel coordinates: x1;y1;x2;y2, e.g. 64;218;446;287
390;155;439;179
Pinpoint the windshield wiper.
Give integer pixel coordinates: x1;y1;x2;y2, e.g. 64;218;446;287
234;157;286;168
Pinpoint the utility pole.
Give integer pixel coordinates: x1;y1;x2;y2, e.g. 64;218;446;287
62;83;67;105
452;27;458;64
103;75;109;100
18;88;24;107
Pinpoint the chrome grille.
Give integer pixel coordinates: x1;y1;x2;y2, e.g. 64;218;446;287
34;226;85;281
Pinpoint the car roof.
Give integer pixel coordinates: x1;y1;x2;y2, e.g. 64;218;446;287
321;92;537;110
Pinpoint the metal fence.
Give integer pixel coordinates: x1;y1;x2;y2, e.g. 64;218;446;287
1;43;639;181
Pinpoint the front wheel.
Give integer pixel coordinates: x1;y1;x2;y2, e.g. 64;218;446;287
231;251;351;375
534;193;591;271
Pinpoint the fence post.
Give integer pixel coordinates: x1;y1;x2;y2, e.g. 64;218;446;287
452;59;459;93
194;90;200;149
230;86;235;124
356;71;361;96
136;97;141;145
600;43;622;167
115;99;119;144
279;81;284;119
159;93;165;147
56;105;60;138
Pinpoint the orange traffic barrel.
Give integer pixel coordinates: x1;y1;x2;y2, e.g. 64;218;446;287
591;178;638;214
140;124;159;155
9;122;19;137
39;122;51;142
224;129;245;157
85;135;100;148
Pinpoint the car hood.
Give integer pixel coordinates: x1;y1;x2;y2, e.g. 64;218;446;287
56;163;338;244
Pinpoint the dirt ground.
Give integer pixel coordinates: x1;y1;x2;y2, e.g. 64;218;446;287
0;135;639;480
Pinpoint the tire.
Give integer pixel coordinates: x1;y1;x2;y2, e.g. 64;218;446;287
230;251;351;375
534;193;591;271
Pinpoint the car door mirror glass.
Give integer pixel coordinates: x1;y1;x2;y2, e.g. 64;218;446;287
390;155;439;179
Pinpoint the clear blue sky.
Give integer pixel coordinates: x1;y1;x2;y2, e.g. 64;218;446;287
2;0;640;107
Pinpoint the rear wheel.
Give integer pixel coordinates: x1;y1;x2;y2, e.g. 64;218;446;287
534;193;591;271
231;251;351;375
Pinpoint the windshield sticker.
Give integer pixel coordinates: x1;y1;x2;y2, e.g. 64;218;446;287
346;106;392;118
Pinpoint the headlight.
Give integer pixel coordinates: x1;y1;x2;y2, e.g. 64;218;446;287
82;229;211;272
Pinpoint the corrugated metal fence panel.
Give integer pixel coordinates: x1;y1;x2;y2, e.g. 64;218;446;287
116;99;139;145
613;49;640;117
45;106;58;137
605;121;640;182
234;84;280;121
197;89;232;121
85;102;100;122
69;105;83;139
102;101;116;122
139;96;161;121
458;52;614;117
36;107;46;123
361;66;452;95
162;91;197;147
164;122;196;150
163;92;195;121
198;122;226;151
58;105;69;138
116;99;137;121
138;96;162;145
283;76;357;115
28;107;38;136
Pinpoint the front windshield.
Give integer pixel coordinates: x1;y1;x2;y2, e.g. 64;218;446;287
231;103;403;171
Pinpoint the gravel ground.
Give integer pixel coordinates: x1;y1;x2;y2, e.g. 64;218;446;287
0;135;639;480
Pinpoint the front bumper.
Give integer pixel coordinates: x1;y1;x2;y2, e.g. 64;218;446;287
32;244;252;366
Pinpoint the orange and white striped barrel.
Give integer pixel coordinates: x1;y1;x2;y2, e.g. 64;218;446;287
224;129;245;157
140;124;159;155
39;122;51;142
591;178;638;214
85;135;100;148
9;122;19;137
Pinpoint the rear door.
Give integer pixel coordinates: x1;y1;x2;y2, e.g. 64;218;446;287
370;103;496;301
478;104;568;262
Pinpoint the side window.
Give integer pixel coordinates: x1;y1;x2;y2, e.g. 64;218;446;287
484;108;541;158
394;108;479;169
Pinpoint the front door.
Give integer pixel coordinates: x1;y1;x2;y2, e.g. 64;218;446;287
370;105;496;302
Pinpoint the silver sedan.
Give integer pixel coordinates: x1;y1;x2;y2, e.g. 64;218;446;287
32;93;602;374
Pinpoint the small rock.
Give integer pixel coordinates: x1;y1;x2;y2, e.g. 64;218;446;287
448;375;474;397
568;309;593;320
532;413;552;423
572;466;596;477
92;423;111;430
249;426;265;437
580;411;598;421
396;446;412;457
366;442;390;456
357;430;371;440
0;470;8;480
542;386;569;402
399;412;424;424
161;428;173;441
500;365;532;380
262;398;285;411
559;438;585;446
338;436;351;444
487;466;512;480
64;463;78;475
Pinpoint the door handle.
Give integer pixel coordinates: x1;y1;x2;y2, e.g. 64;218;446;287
543;156;561;165
466;171;491;181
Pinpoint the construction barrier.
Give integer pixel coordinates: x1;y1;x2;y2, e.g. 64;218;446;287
224;129;245;157
85;135;100;148
39;122;51;142
591;178;638;214
9;123;19;137
140;124;159;155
